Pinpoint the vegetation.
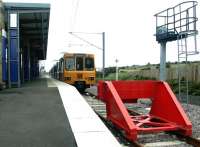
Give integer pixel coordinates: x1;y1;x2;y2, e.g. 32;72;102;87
97;61;200;96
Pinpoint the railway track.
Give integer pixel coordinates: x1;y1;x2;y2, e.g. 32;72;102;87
83;92;200;147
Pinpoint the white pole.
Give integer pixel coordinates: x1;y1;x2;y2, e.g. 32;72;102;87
115;59;118;81
102;32;105;80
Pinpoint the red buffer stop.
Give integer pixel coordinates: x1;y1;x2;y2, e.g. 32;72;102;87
97;80;192;141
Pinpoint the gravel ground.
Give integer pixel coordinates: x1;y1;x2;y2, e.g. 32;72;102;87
182;104;200;138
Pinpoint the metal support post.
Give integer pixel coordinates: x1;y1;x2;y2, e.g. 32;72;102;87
7;11;11;88
102;32;105;80
0;0;4;87
17;12;20;87
21;48;24;83
28;41;31;81
8;12;21;87
160;42;166;81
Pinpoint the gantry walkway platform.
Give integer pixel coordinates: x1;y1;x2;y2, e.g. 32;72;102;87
0;76;121;147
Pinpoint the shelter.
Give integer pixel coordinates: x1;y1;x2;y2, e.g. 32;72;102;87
1;2;50;88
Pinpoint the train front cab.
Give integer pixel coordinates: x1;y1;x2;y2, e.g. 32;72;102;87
63;53;96;91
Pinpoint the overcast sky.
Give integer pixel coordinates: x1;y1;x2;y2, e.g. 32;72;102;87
3;0;200;71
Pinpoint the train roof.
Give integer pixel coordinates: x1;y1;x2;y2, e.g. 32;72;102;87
63;53;94;58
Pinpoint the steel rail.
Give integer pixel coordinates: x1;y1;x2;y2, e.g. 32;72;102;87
167;132;200;147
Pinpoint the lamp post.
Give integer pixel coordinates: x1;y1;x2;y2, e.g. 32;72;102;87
102;32;105;80
115;59;119;81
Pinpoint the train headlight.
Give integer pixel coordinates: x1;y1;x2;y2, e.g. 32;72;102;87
88;77;95;81
65;77;71;81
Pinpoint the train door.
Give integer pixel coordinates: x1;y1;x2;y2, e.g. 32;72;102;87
75;55;85;92
75;55;84;71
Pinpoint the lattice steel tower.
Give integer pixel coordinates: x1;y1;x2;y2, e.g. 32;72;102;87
154;1;198;104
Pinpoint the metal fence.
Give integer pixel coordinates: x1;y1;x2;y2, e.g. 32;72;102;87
125;64;200;83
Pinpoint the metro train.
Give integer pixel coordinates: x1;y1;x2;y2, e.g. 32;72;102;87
50;53;96;91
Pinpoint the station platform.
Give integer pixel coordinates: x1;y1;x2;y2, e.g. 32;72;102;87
0;76;121;147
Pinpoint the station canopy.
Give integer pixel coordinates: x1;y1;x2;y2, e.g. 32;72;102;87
4;2;50;60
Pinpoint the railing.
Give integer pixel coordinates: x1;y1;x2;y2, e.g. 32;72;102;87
155;1;198;42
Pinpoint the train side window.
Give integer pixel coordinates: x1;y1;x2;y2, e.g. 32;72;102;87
65;58;75;70
76;57;83;71
85;57;94;70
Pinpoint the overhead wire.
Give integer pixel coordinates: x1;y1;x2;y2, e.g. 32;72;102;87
70;32;102;35
69;32;102;50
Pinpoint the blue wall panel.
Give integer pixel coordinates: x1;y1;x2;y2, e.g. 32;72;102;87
10;29;19;83
10;30;17;38
10;61;18;82
10;38;17;60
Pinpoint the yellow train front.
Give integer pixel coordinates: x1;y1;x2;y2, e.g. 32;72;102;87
62;53;96;91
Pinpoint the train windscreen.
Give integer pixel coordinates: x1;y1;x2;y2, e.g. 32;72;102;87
65;58;75;70
85;57;94;70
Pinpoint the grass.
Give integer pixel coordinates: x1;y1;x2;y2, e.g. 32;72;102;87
96;61;200;96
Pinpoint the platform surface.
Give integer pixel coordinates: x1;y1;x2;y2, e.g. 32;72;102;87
0;78;77;147
51;78;121;147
